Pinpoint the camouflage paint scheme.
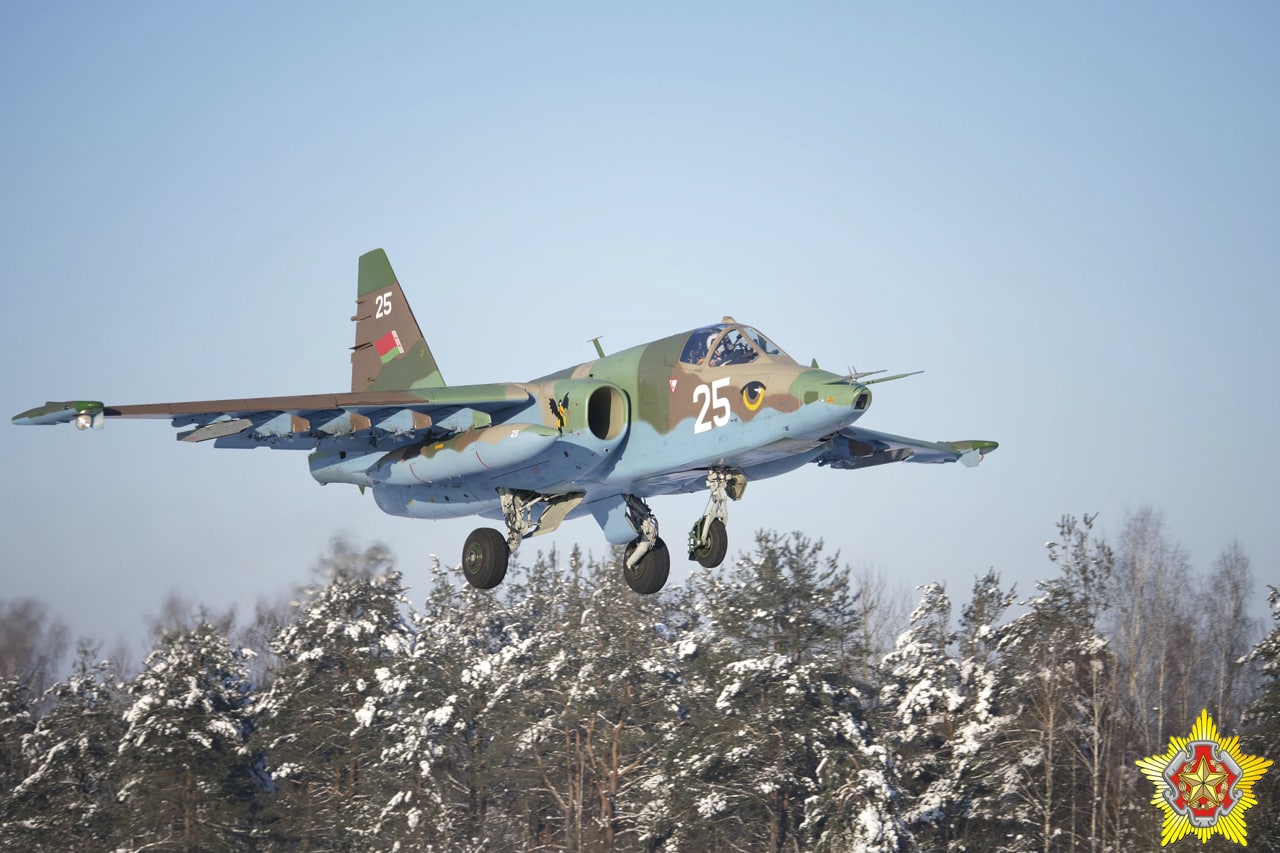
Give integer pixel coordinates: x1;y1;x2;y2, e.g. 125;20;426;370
14;249;996;583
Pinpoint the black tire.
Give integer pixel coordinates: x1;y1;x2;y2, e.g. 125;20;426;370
462;528;509;590
623;537;671;594
691;517;728;569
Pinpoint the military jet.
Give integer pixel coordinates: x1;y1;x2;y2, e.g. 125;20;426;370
13;249;997;594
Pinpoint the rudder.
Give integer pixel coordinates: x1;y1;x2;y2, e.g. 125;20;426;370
351;249;446;391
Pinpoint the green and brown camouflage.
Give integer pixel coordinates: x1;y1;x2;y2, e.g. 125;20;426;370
13;248;997;594
352;249;444;392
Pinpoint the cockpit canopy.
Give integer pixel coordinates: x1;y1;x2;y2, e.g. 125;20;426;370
679;321;788;367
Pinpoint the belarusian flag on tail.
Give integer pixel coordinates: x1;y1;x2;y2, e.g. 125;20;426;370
375;330;404;364
351;249;446;391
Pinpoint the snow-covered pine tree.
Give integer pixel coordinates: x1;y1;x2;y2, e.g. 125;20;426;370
511;547;685;852
666;531;908;853
375;554;533;851
6;642;125;851
0;675;35;846
994;515;1116;853
877;582;962;849
253;541;412;849
113;620;261;851
1242;586;1280;852
946;569;1018;851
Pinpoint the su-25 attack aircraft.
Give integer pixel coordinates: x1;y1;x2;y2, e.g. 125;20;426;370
14;249;997;594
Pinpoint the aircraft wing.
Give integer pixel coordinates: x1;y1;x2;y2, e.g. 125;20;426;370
11;384;534;450
816;425;998;470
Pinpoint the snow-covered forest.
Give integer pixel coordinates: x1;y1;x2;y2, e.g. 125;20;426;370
1;511;1277;852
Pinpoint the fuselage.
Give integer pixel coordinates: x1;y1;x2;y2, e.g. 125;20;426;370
313;321;872;524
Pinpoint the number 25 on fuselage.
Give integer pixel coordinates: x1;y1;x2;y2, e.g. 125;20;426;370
13;249;997;595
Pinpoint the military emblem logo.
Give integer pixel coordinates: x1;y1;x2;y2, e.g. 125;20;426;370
1136;708;1272;846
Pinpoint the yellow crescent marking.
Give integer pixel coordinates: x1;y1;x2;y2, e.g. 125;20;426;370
742;384;765;411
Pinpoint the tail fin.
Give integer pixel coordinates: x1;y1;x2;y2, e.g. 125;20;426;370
351;249;446;391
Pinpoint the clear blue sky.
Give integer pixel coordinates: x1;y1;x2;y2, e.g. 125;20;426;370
3;3;1277;653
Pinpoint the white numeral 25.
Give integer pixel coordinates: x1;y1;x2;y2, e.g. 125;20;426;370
693;378;731;434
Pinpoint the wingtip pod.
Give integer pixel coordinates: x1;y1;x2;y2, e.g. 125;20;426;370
949;439;999;467
12;400;105;428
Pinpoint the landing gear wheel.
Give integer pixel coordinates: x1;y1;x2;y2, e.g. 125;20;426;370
690;517;728;568
623;537;670;594
462;528;509;590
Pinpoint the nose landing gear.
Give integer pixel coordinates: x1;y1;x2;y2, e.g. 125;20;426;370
689;517;728;569
688;468;745;569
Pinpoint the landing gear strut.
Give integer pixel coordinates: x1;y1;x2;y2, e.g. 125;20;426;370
458;491;528;591
621;495;669;594
688;468;746;569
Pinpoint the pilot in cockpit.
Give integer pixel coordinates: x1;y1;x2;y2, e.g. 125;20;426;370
709;329;758;367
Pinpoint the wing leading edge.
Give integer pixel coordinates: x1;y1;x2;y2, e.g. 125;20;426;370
12;384;533;450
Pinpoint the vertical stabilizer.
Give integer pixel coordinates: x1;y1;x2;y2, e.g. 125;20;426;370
351;249;446;391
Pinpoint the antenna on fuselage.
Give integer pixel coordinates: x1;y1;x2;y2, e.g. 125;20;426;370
590;336;606;358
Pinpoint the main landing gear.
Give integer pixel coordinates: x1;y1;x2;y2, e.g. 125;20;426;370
621;495;669;594
459;490;529;590
460;470;747;594
461;489;575;592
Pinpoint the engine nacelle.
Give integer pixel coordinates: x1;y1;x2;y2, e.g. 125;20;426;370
369;423;561;486
310;381;630;493
553;379;628;446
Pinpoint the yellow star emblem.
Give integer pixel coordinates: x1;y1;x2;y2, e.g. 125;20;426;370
1136;709;1272;846
1179;753;1228;809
